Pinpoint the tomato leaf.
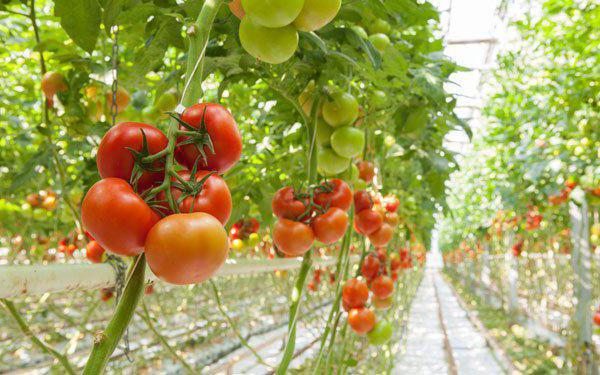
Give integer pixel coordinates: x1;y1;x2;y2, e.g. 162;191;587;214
54;0;101;53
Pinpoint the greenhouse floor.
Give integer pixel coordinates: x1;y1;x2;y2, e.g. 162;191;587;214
394;267;504;374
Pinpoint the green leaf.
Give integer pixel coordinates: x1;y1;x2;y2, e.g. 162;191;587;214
103;0;125;30
54;0;101;53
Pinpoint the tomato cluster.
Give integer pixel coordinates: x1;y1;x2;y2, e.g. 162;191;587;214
230;218;261;251
81;102;242;285
271;179;351;256
232;0;341;64
353;190;395;247
26;190;58;211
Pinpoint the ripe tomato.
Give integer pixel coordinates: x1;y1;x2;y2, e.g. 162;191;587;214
97;122;168;192
330;126;365;159
175;103;242;174
369;33;391;52
312;207;348;244
144;284;154;295
342;278;369;309
157;170;232;224
41;71;67;106
85;241;105;263
82;178;160;256
308;281;317;291
239;18;298;64
368;223;393;247
371;275;394;299
41;195;57;210
594;311;600;326
106;87;131;114
322;91;359;127
372;295;392;310
241;0;304;28
353;190;373;213
272;219;314;256
354;209;383;235
384;211;400;226
361;254;380;280
317;147;350;176
293;0;341;32
26;193;41;207
313;179;352;211
145;212;229;285
357;161;375;183
348;307;376;335
100;288;114;302
272;186;308;220
385;196;400;212
228;0;245;19
367;320;393;345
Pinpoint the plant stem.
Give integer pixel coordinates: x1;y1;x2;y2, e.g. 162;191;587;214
1;299;76;374
82;255;146;374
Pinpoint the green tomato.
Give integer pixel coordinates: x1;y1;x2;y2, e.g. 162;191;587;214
330;126;365;158
293;0;340;32
369;33;390;52
154;91;178;112
316;118;334;146
351;25;368;39
318;147;350;176
370;19;391;34
372;90;386;108
350;163;359;180
242;0;304;28
248;232;260;246
239;18;298;64
367;320;393;345
353;178;367;190
322;91;359;127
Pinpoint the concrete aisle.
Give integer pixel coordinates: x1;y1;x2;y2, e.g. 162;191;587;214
394;267;505;374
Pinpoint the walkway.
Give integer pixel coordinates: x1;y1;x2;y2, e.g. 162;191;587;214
394;267;505;374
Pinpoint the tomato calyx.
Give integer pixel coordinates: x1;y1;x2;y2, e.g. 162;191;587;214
170;111;215;166
170;170;217;213
126;129;167;190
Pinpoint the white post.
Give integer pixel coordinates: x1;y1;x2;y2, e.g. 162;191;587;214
569;192;595;374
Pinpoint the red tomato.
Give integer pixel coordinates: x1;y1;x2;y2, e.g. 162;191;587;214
353;190;373;213
145;212;229;285
100;288;113;302
85;241;105;263
308;281;317;291
97;122;168;192
368;223;393;247
82;178;160;256
348;307;376;335
312;207;348;244
157;170;232;224
144;284;154;295
175;103;242;174
391;271;399;281
313;179;352;211
594;311;600;326
371;275;394;299
354;209;383;235
361;254;380;280
357;161;375;183
384;196;400;212
342;278;369;309
272;219;314;256
384;211;400;226
272;186;308;220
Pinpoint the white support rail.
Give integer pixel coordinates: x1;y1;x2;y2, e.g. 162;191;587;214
0;257;341;299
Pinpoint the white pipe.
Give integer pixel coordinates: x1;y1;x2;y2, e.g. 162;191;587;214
0;256;340;299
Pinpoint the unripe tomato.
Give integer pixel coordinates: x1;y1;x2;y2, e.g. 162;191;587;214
322;91;359;127
352;26;368;39
372;295;393;310
368;223;393;247
348;307;376;335
298;81;321;117
145;212;229;285
370;19;391;34
293;0;341;32
272;186;308;220
369;33;391;52
316;118;334;146
242;0;304;28
41;71;67;106
384;211;400;226
154;91;178;113
82;178;160;256
272;219;314;256
157;170;232;224
228;0;245;19
367;320;393;345
106;87;131;114
313;179;352;211
85;241;105;263
342;278;369;309
175;103;242;174
312;207;348;244
317;147;350;176
247;232;260;246
357;161;375;183
239;18;298;64
361;254;380;280
372;90;387;108
97;122;168;192
354;209;383;235
330;126;365;158
371;275;394;299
